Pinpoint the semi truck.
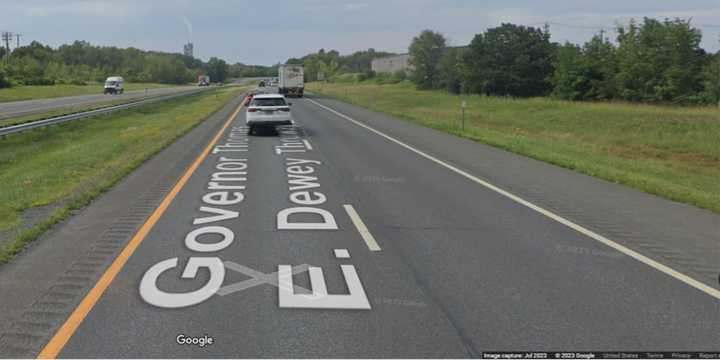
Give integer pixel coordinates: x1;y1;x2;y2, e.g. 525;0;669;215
278;65;304;98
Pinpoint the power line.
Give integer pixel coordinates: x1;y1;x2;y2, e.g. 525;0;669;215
1;32;12;63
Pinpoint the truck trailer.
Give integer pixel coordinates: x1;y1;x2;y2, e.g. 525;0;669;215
278;65;304;98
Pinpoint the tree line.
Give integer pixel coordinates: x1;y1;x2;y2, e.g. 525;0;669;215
286;48;396;82
407;18;720;105
0;40;278;88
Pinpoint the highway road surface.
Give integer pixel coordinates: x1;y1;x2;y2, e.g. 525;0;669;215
0;86;198;120
0;92;717;357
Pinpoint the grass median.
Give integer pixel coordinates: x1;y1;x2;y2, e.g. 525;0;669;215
0;82;175;102
308;81;720;213
0;91;198;128
0;85;246;264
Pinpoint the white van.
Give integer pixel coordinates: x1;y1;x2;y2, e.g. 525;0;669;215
104;76;124;94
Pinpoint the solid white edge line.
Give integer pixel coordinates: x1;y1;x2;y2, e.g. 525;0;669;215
343;204;382;251
308;97;720;300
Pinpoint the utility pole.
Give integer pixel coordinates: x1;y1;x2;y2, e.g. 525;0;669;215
1;32;12;63
15;33;21;49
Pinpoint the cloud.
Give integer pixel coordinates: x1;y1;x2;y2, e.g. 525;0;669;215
344;3;369;11
2;0;718;65
23;0;149;18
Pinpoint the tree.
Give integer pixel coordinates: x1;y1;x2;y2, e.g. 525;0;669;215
701;53;720;104
408;30;447;89
464;23;555;97
615;18;705;103
550;34;618;101
550;43;590;100
206;57;228;83
0;63;11;88
436;47;464;93
582;32;618;100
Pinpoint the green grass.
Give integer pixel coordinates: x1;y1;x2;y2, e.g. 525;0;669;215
308;81;720;213
0;83;176;103
0;86;246;263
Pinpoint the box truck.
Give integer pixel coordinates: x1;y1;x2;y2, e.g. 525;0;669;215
278;65;304;98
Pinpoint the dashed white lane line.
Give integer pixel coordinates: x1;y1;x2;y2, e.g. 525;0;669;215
343;204;382;252
303;139;313;150
308;97;720;300
334;249;351;259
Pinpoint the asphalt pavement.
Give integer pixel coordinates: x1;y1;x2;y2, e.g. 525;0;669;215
0;92;717;358
0;86;198;120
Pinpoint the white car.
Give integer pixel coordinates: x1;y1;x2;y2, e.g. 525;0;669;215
246;94;293;134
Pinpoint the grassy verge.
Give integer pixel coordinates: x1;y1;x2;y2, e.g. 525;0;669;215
308;81;720;213
0;83;176;102
0;86;247;264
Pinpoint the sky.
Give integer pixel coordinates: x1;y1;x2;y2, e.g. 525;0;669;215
1;0;719;65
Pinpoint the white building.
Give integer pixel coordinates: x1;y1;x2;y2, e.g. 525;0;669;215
371;54;413;74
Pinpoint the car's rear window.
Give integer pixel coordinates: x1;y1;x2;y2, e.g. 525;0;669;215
251;98;286;106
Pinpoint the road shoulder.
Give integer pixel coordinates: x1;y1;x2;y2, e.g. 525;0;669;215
0;94;244;358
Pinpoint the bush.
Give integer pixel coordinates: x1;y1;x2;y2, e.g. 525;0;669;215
374;72;391;84
22;78;55;86
329;73;361;83
0;66;11;88
390;70;407;83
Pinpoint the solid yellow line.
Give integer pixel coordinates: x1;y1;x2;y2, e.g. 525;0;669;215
37;100;245;359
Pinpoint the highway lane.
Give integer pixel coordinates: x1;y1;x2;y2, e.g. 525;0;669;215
0;93;718;357
0;86;198;120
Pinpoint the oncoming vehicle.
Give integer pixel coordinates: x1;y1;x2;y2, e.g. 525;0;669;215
245;94;292;134
103;76;124;94
197;75;210;86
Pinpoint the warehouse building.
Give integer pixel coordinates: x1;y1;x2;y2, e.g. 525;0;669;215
371;54;413;74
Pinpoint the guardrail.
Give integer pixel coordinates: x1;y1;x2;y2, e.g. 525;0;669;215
0;88;210;137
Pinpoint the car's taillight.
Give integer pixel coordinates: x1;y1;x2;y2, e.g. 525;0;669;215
248;108;258;112
279;107;290;112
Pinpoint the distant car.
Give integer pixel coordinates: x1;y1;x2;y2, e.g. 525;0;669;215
243;90;265;105
246;94;293;134
197;75;210;86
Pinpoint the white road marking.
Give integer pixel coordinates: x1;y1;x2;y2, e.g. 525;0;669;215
334;249;351;259
303;139;313;150
308;98;720;300
343;204;382;251
278;264;371;309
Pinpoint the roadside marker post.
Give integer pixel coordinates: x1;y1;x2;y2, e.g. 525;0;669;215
461;99;467;132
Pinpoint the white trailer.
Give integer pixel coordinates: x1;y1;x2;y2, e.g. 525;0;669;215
278;65;304;98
